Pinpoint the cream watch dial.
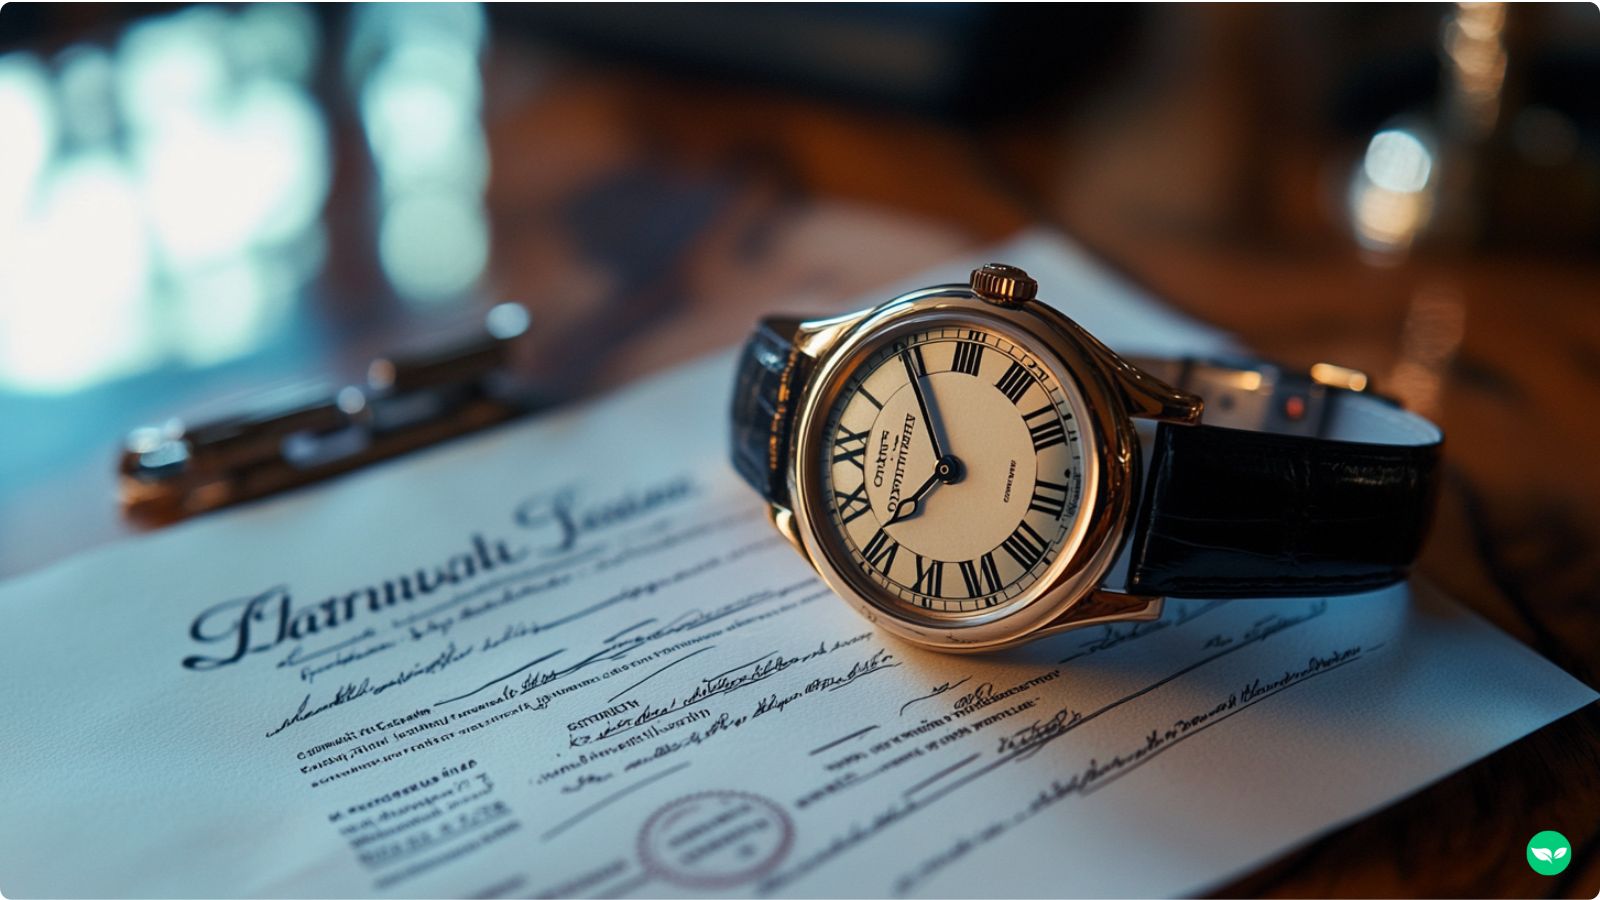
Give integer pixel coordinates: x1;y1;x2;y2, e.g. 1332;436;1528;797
820;325;1087;616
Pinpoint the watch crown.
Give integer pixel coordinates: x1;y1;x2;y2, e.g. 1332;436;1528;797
970;263;1037;306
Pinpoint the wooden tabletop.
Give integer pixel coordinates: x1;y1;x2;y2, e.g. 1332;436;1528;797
3;7;1596;897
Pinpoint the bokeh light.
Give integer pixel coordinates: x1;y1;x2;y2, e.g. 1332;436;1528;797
0;4;340;395
351;2;490;306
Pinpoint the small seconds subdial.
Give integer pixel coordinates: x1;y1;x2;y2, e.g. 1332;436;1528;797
821;325;1086;615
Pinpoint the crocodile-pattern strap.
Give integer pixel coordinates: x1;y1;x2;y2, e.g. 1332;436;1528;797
728;324;1441;598
728;318;812;508
1127;373;1443;598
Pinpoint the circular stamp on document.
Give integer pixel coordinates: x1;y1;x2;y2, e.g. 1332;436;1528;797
636;790;794;889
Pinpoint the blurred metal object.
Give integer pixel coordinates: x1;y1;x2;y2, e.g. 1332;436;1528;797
1130;356;1374;437
1309;362;1371;394
118;303;540;526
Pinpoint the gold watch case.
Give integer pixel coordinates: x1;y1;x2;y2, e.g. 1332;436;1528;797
770;279;1204;653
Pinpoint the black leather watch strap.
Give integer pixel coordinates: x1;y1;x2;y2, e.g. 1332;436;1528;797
729;318;812;508
1126;361;1442;598
728;320;1442;599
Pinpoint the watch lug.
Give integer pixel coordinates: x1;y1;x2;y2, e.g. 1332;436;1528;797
1107;350;1203;422
1112;360;1204;425
794;309;875;359
767;503;811;562
1049;316;1203;425
1097;349;1203;425
1037;590;1164;637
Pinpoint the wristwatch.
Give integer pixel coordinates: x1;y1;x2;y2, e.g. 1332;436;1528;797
728;263;1443;653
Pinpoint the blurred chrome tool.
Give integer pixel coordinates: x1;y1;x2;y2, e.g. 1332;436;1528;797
119;303;539;526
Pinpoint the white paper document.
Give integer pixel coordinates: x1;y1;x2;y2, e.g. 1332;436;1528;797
0;232;1593;899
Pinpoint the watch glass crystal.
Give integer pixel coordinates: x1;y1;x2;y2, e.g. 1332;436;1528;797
817;323;1090;619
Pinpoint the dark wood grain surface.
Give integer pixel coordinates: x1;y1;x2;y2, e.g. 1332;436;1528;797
3;10;1596;898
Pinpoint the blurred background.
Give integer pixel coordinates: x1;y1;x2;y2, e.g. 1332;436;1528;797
0;2;1597;581
1;4;1598;895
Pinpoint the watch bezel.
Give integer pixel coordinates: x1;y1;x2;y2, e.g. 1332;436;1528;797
788;285;1140;652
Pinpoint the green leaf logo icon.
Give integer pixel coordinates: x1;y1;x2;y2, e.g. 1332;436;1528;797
1527;831;1572;876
